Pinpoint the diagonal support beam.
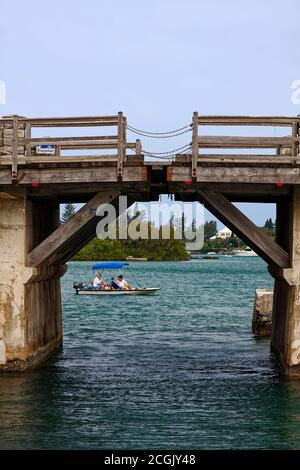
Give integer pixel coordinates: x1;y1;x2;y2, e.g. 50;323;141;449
27;190;123;267
198;189;289;268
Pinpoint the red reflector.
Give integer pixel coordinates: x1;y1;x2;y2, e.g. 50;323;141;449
31;182;40;188
275;182;285;187
184;180;193;185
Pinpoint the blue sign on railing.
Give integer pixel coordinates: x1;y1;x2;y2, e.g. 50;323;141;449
36;145;56;155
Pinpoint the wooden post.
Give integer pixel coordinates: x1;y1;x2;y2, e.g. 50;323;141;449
136;139;142;155
270;187;300;376
192;111;199;181
298;120;300;157
123;116;127;162
292;121;298;158
55;145;61;157
117;111;124;180
12;116;19;182
25;123;32;162
276;145;281;156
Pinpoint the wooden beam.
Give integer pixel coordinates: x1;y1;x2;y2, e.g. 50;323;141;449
168;164;300;184
169;182;291;201
26;183;151;203
27;135;118;144
28;142;136;151
197;116;300;126
197;135;297;148
22;116;119;127
27;190;122;267
13;165;147;185
176;153;298;161
26;121;118;128
25;115;119;122
197;189;289;268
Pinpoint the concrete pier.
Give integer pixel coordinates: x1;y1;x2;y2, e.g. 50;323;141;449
252;288;273;337
0;187;65;370
269;187;300;377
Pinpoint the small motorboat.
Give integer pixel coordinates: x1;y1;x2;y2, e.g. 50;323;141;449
126;256;148;261
202;251;219;260
73;262;160;296
233;247;258;257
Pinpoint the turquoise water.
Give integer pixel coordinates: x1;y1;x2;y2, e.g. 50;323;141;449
1;257;300;449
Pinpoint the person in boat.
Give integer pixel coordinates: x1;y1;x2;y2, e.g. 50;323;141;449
92;273;110;289
109;277;120;289
117;275;132;290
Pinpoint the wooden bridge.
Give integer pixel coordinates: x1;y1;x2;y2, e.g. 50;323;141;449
0;112;300;376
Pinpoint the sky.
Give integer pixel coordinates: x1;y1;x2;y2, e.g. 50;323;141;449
1;0;299;226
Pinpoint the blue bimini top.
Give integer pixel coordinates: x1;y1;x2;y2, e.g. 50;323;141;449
92;262;129;270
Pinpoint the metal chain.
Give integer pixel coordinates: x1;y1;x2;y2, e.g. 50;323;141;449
141;143;191;156
127;123;191;134
141;144;191;160
127;126;192;139
127;147;174;159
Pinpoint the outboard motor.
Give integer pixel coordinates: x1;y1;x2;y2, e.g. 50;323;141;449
73;282;83;294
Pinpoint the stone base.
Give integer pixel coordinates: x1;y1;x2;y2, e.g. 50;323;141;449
252;288;273;337
270;344;300;379
0;335;62;372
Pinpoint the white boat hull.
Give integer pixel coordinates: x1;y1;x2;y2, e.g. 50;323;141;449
233;252;258;257
76;287;160;296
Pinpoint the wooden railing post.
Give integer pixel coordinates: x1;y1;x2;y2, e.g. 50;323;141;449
123;116;127;162
292;120;298;158
136;139;142;155
276;145;281;156
298;117;300;157
12;116;19;182
25;123;31;160
192;111;199;181
117;111;124;180
55;144;61;157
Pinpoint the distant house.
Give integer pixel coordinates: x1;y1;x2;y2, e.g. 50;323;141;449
209;226;232;240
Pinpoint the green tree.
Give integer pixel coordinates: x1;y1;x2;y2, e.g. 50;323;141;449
72;219;190;262
61;203;77;223
264;218;274;230
204;220;217;240
229;231;239;247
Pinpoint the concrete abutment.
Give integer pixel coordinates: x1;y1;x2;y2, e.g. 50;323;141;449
0;187;65;370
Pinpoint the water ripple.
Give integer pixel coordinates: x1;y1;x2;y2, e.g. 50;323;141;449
1;258;300;449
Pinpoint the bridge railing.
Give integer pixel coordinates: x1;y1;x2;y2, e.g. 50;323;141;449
191;113;300;179
0;113;141;181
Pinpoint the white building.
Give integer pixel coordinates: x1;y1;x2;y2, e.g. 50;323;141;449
209;226;232;240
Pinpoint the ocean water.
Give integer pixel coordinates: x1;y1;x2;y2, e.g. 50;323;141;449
1;257;300;450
